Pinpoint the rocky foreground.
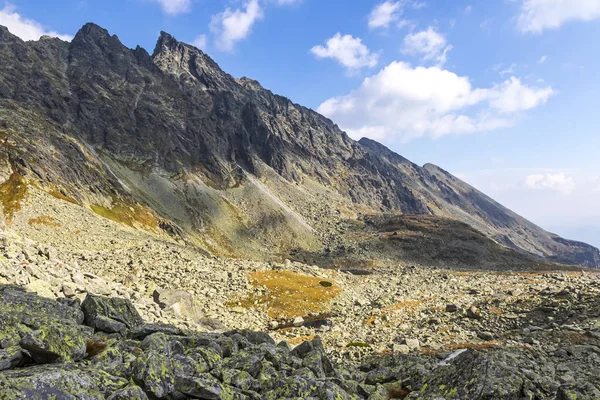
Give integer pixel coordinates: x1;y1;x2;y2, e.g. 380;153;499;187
1;284;600;400
1;230;600;399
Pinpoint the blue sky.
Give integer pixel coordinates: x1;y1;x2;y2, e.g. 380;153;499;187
1;0;599;248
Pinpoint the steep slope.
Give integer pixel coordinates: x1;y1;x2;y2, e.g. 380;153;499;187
0;23;597;268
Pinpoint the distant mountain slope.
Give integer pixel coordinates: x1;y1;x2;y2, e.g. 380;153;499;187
0;23;597;268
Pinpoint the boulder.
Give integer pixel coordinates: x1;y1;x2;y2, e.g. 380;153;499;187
19;323;89;364
81;294;143;333
153;289;203;321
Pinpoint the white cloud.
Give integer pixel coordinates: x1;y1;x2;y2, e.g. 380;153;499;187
403;27;452;66
151;0;191;15
0;3;72;41
311;33;379;70
487;77;554;113
317;62;554;142
369;1;403;29
525;172;576;194
368;0;423;29
210;0;263;52
464;5;473;15
192;34;207;50
538;55;548;64
518;0;600;33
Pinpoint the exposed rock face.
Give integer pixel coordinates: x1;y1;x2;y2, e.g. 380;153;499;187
0;23;597;267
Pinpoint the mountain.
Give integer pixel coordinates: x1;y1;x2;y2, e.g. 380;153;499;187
0;23;597;269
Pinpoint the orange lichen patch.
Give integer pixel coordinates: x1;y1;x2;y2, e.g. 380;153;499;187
227;270;342;319
90;198;160;232
444;341;502;351
446;270;478;277
365;299;426;326
489;306;504;315
0;170;27;223
515;272;543;278
390;300;424;311
28;215;61;228
287;335;315;345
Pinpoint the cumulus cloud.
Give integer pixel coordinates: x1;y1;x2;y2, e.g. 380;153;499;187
311;33;379;70
151;0;191;15
518;0;600;33
317;62;554;142
403;27;452;66
487;77;554;113
368;0;423;29
368;1;403;29
0;3;72;41
210;0;263;52
525;172;576;194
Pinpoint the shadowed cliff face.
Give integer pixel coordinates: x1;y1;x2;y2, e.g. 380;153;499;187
0;23;597;268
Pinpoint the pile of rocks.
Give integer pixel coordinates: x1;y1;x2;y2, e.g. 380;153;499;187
3;284;600;399
0;284;391;399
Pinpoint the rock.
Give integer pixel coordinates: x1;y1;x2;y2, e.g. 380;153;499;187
368;384;390;399
132;351;176;398
177;373;238;399
62;284;76;298
293;316;304;327
128;323;183;340
94;315;128;334
477;331;494;341
106;385;149;400
25;279;55;299
0;346;23;371
19;323;89;364
466;305;481;319
0;363;128;398
153;288;204;321
403;338;420;350
392;344;410;354
446;304;458;313
81;294;143;333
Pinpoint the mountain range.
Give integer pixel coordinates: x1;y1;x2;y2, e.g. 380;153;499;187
0;22;598;269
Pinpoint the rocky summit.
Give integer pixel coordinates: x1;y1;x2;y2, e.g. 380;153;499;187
1;21;600;400
0;22;597;268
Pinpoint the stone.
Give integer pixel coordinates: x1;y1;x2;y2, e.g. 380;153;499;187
106;385;149;400
25;279;55;299
403;338;420;350
293;316;304;327
81;294;143;332
446;304;458;313
128;323;183;340
392;344;410;354
153;288;203;321
0;346;23;370
19;323;89;364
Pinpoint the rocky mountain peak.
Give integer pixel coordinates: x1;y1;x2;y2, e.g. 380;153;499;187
0;22;597;268
73;22;112;43
237;77;264;91
152;30;232;90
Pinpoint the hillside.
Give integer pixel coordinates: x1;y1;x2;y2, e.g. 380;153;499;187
0;23;597;269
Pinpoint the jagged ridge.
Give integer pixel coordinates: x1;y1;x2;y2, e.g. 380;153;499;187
0;23;597;268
